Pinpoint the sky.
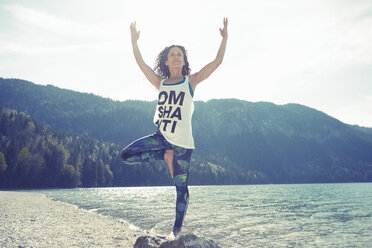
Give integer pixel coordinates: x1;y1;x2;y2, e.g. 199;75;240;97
0;0;371;127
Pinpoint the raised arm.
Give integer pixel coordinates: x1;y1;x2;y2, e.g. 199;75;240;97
130;22;162;89
189;18;228;90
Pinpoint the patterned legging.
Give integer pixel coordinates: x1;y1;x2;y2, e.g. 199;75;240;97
120;130;193;233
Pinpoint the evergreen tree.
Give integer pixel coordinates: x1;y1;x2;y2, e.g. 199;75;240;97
0;152;7;173
0;152;7;187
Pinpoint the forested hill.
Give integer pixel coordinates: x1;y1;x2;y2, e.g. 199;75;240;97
1;107;218;188
0;78;156;144
1;77;372;186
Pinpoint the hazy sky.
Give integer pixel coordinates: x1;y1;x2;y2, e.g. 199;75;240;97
1;0;371;127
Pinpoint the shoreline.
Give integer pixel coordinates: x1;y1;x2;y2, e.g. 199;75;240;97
0;191;144;248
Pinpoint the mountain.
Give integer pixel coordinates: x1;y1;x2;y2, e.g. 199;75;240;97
1;77;372;186
193;99;372;183
0;78;155;144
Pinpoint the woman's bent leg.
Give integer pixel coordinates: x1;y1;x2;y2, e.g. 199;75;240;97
120;133;166;163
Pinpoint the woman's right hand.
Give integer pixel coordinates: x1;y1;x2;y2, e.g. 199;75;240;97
130;22;140;43
129;21;161;89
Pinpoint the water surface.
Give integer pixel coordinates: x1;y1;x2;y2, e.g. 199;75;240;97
34;183;372;247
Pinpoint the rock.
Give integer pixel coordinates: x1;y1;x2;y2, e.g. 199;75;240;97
133;235;164;248
133;233;221;248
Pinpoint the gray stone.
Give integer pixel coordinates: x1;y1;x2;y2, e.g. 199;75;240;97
133;235;164;248
133;234;221;248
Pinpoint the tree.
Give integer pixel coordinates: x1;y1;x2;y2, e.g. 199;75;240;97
59;164;80;188
104;164;113;186
0;152;7;187
44;143;67;187
17;147;30;161
14;148;45;187
81;157;98;187
0;152;7;173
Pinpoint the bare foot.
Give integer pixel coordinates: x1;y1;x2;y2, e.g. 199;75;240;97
165;231;181;240
164;149;174;178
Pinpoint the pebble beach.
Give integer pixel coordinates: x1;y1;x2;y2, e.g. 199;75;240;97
0;191;143;248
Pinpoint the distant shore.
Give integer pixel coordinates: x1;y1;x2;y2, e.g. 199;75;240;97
0;191;143;248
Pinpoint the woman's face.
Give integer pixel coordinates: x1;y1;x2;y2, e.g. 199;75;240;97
165;46;185;69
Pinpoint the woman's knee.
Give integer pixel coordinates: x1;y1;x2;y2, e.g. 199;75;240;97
120;149;129;160
174;173;188;187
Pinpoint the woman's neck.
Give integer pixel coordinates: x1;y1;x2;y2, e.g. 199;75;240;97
165;74;184;84
168;68;183;80
168;75;184;80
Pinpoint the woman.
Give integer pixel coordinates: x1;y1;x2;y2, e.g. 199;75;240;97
121;18;228;237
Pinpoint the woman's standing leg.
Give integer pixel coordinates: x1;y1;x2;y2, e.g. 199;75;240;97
171;146;193;235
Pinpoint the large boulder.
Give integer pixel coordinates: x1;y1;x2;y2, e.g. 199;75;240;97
133;233;221;248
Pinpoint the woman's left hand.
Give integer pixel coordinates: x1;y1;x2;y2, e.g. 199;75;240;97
219;17;228;39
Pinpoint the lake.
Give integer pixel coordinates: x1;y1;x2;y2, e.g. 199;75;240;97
34;183;372;247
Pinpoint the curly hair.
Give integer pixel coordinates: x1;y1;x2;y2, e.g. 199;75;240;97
154;45;191;78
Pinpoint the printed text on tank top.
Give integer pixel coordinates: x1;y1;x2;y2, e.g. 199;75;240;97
153;76;195;149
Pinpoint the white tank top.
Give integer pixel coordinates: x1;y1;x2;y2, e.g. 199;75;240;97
153;76;195;149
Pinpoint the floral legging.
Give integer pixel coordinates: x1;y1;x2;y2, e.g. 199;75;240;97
120;130;193;233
